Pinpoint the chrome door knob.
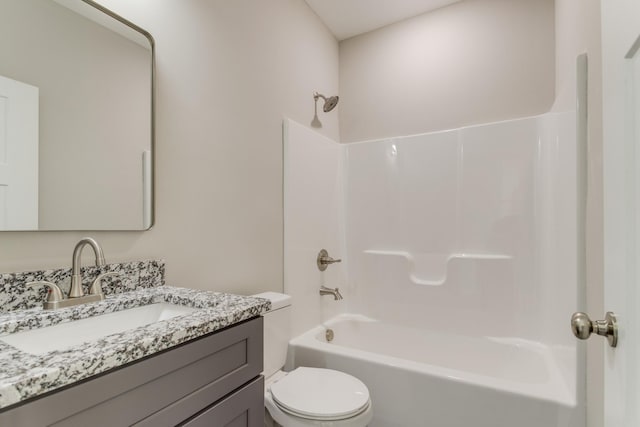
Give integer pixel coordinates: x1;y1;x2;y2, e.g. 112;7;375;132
571;311;618;347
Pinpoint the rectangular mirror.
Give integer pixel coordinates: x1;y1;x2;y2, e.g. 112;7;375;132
0;0;154;230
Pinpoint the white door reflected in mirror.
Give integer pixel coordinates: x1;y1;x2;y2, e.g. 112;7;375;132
0;75;38;230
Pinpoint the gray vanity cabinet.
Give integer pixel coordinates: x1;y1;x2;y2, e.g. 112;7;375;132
0;317;264;427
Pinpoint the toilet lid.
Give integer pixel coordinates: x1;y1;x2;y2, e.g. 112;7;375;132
269;367;370;421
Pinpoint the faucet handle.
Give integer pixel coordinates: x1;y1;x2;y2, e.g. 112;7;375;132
89;272;119;296
26;281;65;303
317;249;342;271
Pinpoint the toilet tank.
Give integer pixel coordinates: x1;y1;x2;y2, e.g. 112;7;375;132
253;292;292;378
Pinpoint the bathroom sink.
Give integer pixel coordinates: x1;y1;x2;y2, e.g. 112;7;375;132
0;303;198;355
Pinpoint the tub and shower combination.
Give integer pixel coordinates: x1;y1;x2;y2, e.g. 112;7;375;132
283;110;582;426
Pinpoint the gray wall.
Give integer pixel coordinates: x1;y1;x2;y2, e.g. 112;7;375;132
0;0;339;294
338;0;556;142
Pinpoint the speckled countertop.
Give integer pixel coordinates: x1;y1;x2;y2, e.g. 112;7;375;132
0;286;270;409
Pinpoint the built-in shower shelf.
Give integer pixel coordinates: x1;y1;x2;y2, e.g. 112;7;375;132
363;250;512;286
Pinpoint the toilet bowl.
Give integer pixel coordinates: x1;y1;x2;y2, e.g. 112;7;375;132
265;367;373;427
253;292;373;427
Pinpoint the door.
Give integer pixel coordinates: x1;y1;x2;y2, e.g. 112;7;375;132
602;0;640;425
0;74;38;230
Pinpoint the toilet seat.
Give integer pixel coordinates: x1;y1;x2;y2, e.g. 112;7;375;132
269;367;370;421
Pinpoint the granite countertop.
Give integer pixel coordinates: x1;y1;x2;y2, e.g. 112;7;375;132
0;286;271;409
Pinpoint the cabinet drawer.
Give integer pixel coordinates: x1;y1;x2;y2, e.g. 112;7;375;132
0;316;263;427
180;376;264;427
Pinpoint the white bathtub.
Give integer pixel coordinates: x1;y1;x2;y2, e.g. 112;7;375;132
286;314;582;427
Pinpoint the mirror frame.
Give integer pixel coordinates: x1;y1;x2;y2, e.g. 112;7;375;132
9;0;156;231
83;0;156;231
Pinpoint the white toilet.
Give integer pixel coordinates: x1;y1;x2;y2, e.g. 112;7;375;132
253;292;373;427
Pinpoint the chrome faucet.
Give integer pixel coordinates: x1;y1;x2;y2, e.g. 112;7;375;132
27;237;117;310
319;285;343;301
70;237;106;298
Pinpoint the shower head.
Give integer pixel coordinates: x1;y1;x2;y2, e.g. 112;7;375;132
314;92;339;112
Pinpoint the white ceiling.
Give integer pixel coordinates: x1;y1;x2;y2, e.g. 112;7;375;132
304;0;462;41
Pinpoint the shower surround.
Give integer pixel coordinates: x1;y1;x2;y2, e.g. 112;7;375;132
345;114;577;344
283;113;582;426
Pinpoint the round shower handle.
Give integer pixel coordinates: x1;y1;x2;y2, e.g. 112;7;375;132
317;249;342;271
571;311;618;347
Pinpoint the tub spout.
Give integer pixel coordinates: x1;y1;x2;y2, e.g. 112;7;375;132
320;285;343;300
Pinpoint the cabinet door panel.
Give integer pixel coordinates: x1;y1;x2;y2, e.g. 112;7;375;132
180;376;264;427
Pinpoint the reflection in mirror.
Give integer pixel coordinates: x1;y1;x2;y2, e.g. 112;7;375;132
0;0;154;230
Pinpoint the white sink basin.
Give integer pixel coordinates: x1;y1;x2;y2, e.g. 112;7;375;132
0;303;198;355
